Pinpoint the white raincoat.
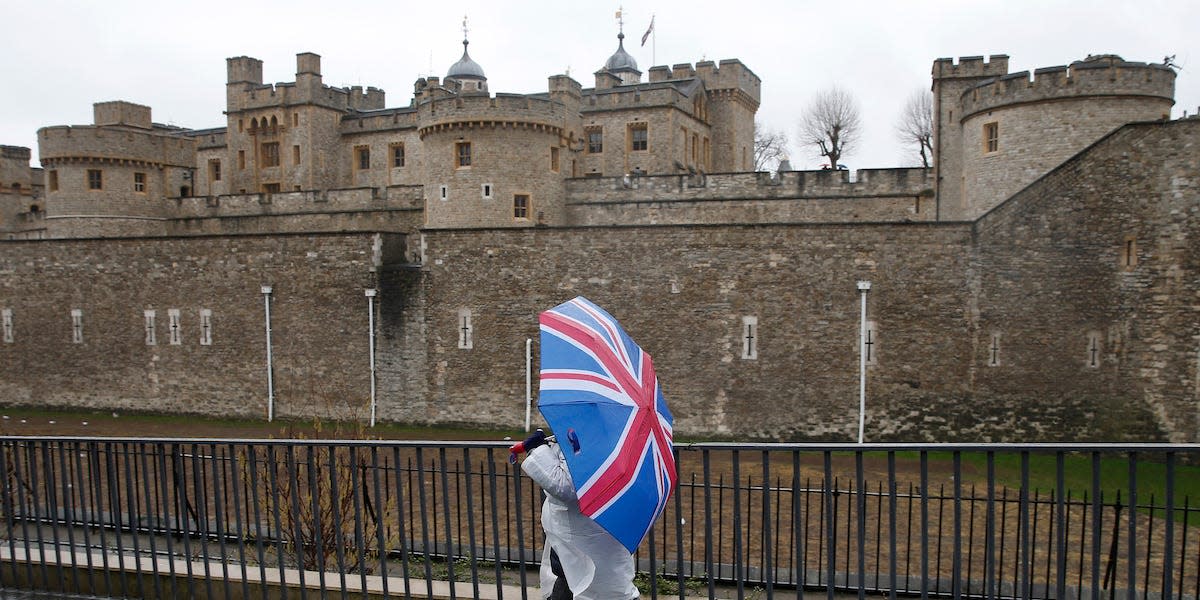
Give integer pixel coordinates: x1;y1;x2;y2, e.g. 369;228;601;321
521;442;639;600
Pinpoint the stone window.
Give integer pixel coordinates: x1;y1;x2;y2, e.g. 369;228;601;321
70;309;83;344
199;309;213;346
481;183;493;200
703;137;710;170
1120;236;1138;270
238;150;246;170
439;185;448;201
629;123;648;151
208;160;221;182
864;320;878;366
457;308;473;350
513;194;530;220
741;316;757;360
144;310;157;346
167;309;182;345
550;147;560;172
238;119;244;133
456;142;472;168
355;146;370;170
293;145;301;166
987;332;1001;367
292;112;299;127
48;170;58;192
692;133;699;164
587;128;603;153
1086;331;1102;368
134;172;146;193
2;308;12;343
261;142;280;168
984;122;999;153
391;143;406;168
263;183;280;194
87;169;102;190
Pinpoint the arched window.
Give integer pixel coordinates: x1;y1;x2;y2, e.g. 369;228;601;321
270;115;278;132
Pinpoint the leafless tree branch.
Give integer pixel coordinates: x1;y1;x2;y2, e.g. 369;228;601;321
798;86;862;169
896;89;934;168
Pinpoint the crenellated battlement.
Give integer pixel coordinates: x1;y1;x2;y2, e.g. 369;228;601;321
226;53;386;114
960;55;1175;118
37;125;195;167
643;58;761;104
416;93;569;138
567;167;932;202
932;55;1010;80
169;185;424;220
563;168;935;225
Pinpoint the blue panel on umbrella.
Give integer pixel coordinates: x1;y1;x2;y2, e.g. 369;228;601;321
537;296;677;554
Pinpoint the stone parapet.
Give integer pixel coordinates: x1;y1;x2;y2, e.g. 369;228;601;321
170;185;424;219
961;57;1175;119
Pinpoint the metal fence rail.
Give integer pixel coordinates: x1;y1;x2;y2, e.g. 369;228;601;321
1;438;1197;600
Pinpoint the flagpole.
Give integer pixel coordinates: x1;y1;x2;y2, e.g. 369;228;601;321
652;15;656;66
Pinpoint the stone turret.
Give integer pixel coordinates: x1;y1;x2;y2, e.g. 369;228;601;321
934;54;1175;219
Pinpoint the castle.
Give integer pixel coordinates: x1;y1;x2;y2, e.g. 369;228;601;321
0;33;1196;442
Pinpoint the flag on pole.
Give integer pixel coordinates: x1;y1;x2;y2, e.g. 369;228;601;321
641;16;655;46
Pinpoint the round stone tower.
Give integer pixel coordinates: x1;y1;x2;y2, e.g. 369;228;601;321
934;54;1175;220
419;39;571;229
37;101;195;238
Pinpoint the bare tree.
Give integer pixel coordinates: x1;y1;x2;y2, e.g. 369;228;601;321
798;86;861;169
896;89;934;168
753;121;790;171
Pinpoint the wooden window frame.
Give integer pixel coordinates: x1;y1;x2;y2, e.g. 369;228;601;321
629;123;648;152
87;169;103;190
513;193;531;220
984;122;999;154
134;172;146;193
261;142;280;168
391;143;406;168
456;142;472;168
355;145;370;171
586;128;603;154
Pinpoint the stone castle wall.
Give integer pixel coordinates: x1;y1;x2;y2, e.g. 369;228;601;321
388;223;975;437
564;168;935;225
0;232;407;421
972;120;1200;442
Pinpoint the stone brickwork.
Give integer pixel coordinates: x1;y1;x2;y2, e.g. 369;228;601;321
972;119;1199;442
0;232;407;421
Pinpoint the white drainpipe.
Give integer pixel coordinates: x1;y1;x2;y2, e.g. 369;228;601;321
366;289;378;427
261;286;275;422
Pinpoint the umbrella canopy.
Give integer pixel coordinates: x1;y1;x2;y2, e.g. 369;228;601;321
537;296;677;553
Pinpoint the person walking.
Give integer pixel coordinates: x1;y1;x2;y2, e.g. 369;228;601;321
515;429;639;600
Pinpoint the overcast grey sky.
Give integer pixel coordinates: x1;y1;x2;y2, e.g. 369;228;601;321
1;0;1196;171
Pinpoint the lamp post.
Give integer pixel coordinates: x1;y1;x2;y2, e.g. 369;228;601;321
261;286;275;422
365;289;377;428
856;280;871;444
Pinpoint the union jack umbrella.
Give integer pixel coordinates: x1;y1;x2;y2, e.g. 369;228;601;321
537;296;677;553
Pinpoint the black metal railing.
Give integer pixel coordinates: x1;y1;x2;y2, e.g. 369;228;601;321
1;439;1197;600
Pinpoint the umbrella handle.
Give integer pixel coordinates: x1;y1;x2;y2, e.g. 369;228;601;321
508;434;556;464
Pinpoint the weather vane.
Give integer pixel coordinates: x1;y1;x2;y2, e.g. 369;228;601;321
462;15;470;41
615;6;624;33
